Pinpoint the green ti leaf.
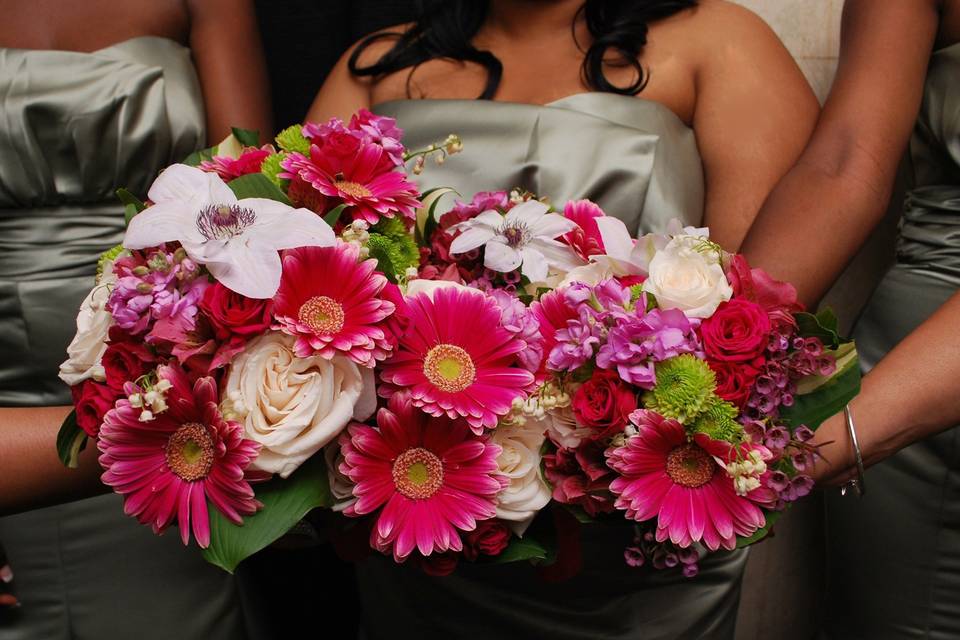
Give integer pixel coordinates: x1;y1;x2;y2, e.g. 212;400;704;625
182;145;218;167
56;410;88;469
415;187;458;245
323;204;348;228
794;307;841;349
737;509;784;548
781;342;862;429
231;127;260;148
227;173;292;205
490;535;550;564
117;188;146;225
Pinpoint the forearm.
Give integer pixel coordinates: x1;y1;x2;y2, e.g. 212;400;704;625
811;290;960;484
0;406;108;516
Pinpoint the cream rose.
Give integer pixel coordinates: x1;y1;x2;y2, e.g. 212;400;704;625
323;436;357;512
642;234;732;318
224;332;376;478
492;419;553;535
58;268;117;386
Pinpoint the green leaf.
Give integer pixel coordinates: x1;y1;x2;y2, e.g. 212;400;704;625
490;535;549;564
737;509;783;548
183;145;217;167
795;308;841;349
227;173;292;205
116;188;146;225
231;127;260;148
323;204;348;227
415;187;457;245
368;241;398;283
56;410;87;469
562;504;596;524
202;454;332;573
781;344;862;429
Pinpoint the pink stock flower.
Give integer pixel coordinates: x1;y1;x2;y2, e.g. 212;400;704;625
561;199;607;260
280;141;420;226
531;288;578;372
199;146;272;181
273;242;399;366
605;410;766;551
339;394;507;561
97;365;264;547
379;286;535;432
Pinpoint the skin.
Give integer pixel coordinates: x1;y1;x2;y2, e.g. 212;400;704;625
307;0;820;251
0;0;271;515
736;0;960;486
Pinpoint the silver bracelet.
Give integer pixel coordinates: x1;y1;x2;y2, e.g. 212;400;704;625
840;404;866;498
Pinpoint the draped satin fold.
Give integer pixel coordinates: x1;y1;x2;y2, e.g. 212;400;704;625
0;37;265;640
821;43;960;640
360;94;748;640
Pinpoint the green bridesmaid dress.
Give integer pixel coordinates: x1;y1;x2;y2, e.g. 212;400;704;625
0;37;267;640
359;93;749;640
821;42;960;639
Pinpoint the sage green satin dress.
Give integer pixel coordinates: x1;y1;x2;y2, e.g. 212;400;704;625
821;43;960;639
360;94;748;640
0;37;266;640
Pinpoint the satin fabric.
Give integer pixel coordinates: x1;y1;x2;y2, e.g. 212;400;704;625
0;37;266;640
821;43;960;640
358;94;748;640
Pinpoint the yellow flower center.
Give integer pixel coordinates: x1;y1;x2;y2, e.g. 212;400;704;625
166;422;215;481
392;448;444;499
335;180;373;199
665;443;716;488
298;295;345;334
423;344;476;393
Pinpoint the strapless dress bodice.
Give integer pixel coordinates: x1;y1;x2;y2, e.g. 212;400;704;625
373;92;704;236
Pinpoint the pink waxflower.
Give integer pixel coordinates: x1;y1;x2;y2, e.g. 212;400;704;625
97;365;265;547
199;146;272;181
340;394;508;561
561;199;607;260
379;285;535;432
273;242;399;366
280;140;420;226
605;410;766;551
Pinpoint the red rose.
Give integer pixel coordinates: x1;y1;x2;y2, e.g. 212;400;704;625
709;358;763;409
416;552;459;577
700;299;771;362
199;281;273;340
102;327;155;391
571;369;636;439
462;520;511;562
71;379;119;437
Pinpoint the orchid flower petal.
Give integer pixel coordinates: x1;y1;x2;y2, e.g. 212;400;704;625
483;238;523;273
147;163;235;206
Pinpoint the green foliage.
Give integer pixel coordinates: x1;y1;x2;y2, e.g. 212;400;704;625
491;536;550;564
117;188;146;225
260;152;289;190
226;173;292;205
231;127;260;148
323;204;347;227
642;355;717;423
97;244;126;281
182;145;217;167
202;454;332;573
56;410;87;469
690;396;741;441
737;509;783;548
795;308;841;349
369;217;420;277
782;343;862;429
275;124;310;154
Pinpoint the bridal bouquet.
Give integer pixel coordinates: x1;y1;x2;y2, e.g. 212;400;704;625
57;110;859;577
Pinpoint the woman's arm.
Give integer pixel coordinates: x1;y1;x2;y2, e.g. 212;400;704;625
0;407;108;516
812;291;960;485
739;0;942;307
187;0;273;143
690;2;820;250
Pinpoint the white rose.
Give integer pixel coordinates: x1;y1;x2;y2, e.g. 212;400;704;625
404;278;480;299
492;419;552;535
224;332;376;478
641;234;732;318
543;403;589;449
323;437;357;513
58;268;117;386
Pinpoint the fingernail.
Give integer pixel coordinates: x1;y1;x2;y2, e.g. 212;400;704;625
0;594;18;608
0;565;12;583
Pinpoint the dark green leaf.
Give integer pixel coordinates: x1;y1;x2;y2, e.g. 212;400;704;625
56;410;87;469
415;187;457;245
368;241;398;284
794;308;841;349
117;188;146;225
490;536;549;564
563;504;596;524
231;127;261;148
323;204;348;227
781;345;862;429
737;509;783;548
202;454;332;573
227;173;292;205
183;145;217;167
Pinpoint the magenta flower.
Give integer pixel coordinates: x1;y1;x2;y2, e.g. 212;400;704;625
561;199;607;260
340;394;507;561
199;146;271;181
97;365;265;547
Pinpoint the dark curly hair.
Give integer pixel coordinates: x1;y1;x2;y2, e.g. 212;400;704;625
348;0;698;100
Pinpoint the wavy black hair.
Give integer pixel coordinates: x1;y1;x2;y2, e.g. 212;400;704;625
348;0;698;100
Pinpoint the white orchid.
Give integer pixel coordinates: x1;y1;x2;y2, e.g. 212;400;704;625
448;200;583;282
123;164;335;299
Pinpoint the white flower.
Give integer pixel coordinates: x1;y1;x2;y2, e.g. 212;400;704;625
543;404;589;449
223;332;376;478
58;266;118;386
491;419;553;535
123;164;335;299
642;234;732;318
404;278;479;299
448;200;582;282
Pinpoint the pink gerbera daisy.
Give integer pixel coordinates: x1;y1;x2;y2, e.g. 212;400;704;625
340;394;508;561
273;242;399;366
280;141;420;226
379;286;535;431
97;365;264;547
605;409;765;551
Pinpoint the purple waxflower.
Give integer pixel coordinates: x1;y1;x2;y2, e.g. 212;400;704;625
624;546;645;568
764;425;791;452
766;470;791;492
794;425;815;442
